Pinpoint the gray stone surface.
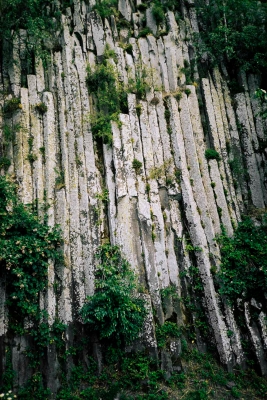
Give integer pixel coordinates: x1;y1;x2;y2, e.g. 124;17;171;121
1;0;267;387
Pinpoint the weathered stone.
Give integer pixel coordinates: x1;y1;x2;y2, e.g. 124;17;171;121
1;0;267;388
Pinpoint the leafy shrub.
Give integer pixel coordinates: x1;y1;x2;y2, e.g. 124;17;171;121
87;62;125;144
217;216;267;303
175;91;183;101
136;104;142;116
2;123;21;143
152;2;165;25
128;65;151;99
3;98;22;115
196;0;267;73
80;244;147;346
137;3;148;12
93;0;118;19
138;27;153;38
255;88;267;119
184;88;191;96
0;157;11;171
205;148;221;161
180;62;193;85
132;158;142;172
0;0;64;58
35;102;48;114
17;373;51;399
156;321;181;348
27;153;38;163
124;43;133;55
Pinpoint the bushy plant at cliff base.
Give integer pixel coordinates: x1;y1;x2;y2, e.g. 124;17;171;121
55;346;267;399
80;244;147;346
1;182;267;398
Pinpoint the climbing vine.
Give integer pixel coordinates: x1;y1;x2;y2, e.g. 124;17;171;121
0;176;64;367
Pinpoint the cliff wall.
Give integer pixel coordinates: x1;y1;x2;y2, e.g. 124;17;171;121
1;0;267;395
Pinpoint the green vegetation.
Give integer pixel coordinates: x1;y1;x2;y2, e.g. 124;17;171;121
54;346;267;399
92;0;118;19
152;2;165;25
96;188;109;203
184;88;191;96
136;103;142;116
2;98;22;115
137;27;153;38
174;91;183;101
0;0;64;58
86;61;125;144
128;65;151;99
137;3;148;12
87;57;151;143
0;176;64;375
217;215;267;304
132;158;142;173
35;102;48;114
255;88;267;119
55;169;65;190
156;321;181;349
196;0;267;73
180;60;194;85
2;123;21;144
148;159;172;180
0;156;11;171
205;148;221;161
80;244;147;346
0;176;62;329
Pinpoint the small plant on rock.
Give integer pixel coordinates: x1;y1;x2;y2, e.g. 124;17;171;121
138;27;153;38
35;102;48;114
132;158;142;173
205;148;221;161
3;98;22;115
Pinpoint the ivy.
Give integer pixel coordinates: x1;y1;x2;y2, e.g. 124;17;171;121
217;216;267;303
80;244;147;346
0;175;63;360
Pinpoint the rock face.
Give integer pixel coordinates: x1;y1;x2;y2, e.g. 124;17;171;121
1;0;267;394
